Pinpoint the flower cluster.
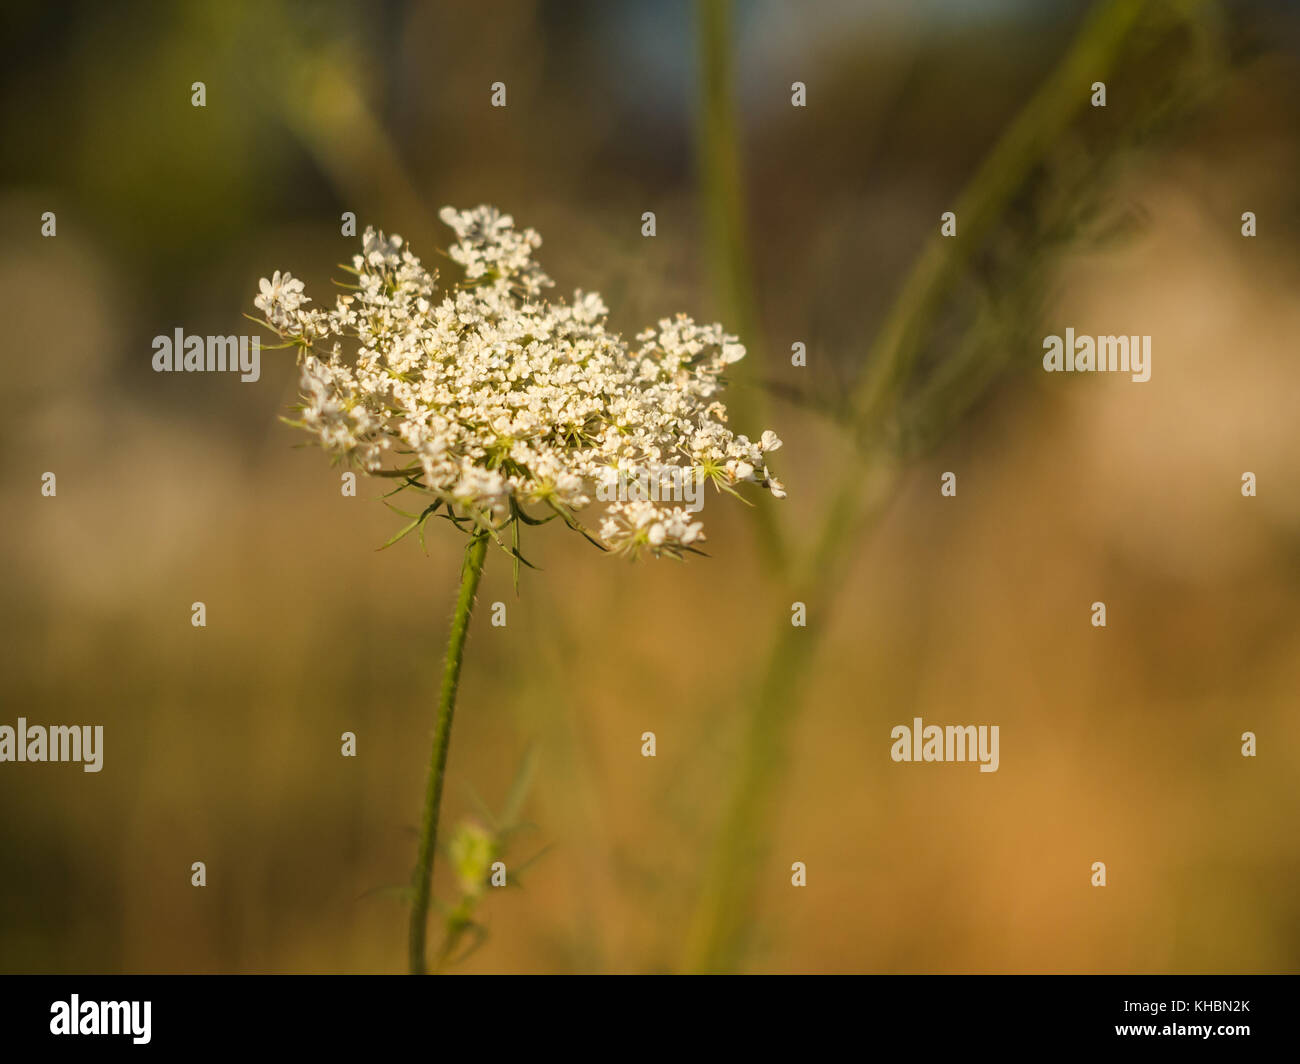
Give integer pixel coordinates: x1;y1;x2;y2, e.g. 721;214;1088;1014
252;205;784;557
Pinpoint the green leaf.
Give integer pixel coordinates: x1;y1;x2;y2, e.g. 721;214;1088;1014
462;783;500;833
506;842;556;884
512;502;557;526
376;501;439;551
377;515;422;551
500;745;537;828
545;499;608;552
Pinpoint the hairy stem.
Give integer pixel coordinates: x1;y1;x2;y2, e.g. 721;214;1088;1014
409;529;490;975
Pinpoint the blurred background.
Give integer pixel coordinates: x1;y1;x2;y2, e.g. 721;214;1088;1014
2;0;1299;973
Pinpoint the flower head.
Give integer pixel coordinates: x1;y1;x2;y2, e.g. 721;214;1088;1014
253;205;785;558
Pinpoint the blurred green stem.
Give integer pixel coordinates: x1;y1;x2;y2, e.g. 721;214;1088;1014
684;0;1151;973
409;529;490;975
683;451;899;971
695;0;785;571
850;0;1147;437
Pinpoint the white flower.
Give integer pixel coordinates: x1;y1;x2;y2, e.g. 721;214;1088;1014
253;207;786;558
362;229;403;267
254;270;308;329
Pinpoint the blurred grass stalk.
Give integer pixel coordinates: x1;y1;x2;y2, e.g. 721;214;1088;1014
683;0;1163;973
695;0;786;572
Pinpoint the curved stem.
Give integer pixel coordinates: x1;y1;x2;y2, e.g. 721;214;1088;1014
849;0;1147;435
682;0;1154;974
409;529;490;975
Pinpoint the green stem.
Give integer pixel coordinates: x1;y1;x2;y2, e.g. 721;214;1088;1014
409;529;490;975
695;0;785;571
849;0;1147;437
683;0;1153;974
683;452;900;972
